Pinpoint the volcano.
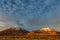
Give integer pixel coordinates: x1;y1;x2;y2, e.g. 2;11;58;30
27;28;60;35
0;26;29;35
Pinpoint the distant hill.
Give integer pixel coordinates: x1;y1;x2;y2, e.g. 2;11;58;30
27;28;60;35
0;26;29;35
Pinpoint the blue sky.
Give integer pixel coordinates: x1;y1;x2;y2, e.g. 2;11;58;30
0;0;60;31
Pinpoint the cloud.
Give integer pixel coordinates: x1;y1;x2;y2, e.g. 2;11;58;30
0;0;60;31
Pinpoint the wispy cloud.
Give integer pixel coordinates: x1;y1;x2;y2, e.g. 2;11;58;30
0;0;60;31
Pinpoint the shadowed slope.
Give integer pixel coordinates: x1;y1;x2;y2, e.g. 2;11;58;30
0;26;29;35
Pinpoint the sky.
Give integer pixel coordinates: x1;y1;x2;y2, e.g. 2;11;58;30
0;0;60;31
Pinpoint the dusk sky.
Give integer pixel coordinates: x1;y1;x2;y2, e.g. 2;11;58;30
0;0;60;31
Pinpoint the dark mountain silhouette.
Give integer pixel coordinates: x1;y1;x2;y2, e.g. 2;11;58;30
0;27;29;35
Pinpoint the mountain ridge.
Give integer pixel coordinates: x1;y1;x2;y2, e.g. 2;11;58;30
0;26;29;35
27;28;60;35
0;27;60;35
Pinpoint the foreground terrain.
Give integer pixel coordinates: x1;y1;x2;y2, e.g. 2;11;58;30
0;35;60;40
